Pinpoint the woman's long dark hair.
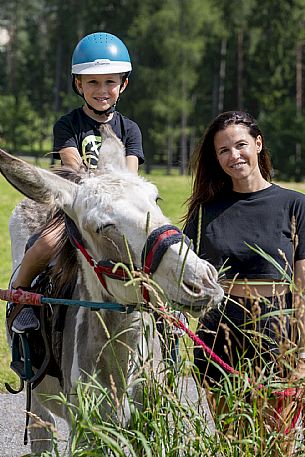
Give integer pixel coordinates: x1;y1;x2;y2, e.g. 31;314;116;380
183;111;273;223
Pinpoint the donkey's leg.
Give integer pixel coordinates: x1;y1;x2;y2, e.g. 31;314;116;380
29;375;66;454
30;390;56;454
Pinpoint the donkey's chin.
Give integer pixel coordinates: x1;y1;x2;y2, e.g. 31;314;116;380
175;285;224;318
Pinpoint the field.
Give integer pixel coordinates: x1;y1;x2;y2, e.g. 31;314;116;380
1;166;305;392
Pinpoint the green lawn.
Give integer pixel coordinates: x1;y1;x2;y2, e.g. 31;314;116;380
0;177;23;389
140;169;192;227
1;167;305;391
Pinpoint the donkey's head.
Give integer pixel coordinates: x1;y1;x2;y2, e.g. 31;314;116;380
0;126;223;316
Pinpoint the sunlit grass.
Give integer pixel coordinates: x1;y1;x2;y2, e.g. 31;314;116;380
0;176;22;390
34;294;305;456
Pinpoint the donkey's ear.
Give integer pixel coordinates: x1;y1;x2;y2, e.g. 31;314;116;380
97;124;127;171
0;149;78;207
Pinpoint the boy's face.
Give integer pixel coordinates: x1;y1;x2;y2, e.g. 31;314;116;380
75;73;128;112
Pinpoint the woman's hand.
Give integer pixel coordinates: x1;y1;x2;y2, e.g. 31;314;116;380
292;358;305;382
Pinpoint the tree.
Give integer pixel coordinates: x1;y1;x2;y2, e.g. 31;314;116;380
127;0;221;174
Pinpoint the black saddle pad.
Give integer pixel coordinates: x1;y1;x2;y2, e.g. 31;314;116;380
19;269;73;381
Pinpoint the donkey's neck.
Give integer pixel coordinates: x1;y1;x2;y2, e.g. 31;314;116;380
67;305;142;398
68;264;142;397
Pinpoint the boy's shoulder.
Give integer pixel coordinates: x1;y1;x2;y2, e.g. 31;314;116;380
113;111;139;128
54;108;96;133
55;107;83;125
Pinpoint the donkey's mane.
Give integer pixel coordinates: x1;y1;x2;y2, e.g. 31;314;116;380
34;163;148;297
39;166;86;297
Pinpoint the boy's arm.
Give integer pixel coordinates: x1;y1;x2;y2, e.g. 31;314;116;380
59;147;139;173
59;147;83;170
126;155;139;174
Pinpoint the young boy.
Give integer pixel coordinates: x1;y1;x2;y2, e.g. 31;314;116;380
9;32;144;333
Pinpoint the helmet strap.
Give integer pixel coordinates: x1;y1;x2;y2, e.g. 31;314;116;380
84;99;117;117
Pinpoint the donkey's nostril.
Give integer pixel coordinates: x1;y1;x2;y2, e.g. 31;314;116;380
182;281;201;295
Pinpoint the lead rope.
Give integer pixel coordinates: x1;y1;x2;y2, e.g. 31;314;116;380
24;382;32;445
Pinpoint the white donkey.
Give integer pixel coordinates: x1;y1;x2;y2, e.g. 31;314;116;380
0;126;223;454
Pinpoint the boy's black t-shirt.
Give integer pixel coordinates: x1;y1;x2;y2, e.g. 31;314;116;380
184;184;305;280
53;108;144;168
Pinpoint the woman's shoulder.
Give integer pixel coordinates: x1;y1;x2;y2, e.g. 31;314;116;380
273;183;305;203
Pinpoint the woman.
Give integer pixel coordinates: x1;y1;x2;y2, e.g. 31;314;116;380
183;111;305;392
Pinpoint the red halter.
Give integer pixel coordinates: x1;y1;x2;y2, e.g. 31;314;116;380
65;216;190;302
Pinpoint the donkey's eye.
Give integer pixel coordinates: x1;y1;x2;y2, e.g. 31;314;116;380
96;224;114;234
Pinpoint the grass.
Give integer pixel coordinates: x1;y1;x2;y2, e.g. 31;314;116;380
34;293;305;456
0;176;23;389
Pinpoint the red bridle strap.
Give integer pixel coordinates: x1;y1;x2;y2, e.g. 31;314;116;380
72;237;109;292
72;237;139;295
144;229;180;274
70;223;189;303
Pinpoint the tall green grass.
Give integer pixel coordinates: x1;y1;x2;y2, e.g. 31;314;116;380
34;289;305;456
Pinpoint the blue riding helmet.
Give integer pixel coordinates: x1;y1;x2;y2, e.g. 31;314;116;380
71;32;131;116
72;32;132;75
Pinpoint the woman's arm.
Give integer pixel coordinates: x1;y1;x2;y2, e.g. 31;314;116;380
292;259;305;378
294;259;305;347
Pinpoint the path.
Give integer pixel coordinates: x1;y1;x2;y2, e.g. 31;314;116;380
0;377;214;456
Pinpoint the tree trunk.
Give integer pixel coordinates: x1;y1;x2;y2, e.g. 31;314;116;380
166;124;173;175
218;37;227;113
54;35;63;113
179;106;187;175
295;42;303;182
237;29;244;109
179;0;187;175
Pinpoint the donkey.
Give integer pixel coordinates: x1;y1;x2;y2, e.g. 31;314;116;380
0;125;223;454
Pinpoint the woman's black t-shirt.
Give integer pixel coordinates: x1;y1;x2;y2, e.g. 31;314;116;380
53;108;144;169
184;184;305;280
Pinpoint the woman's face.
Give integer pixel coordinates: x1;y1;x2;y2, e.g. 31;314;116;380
214;124;263;190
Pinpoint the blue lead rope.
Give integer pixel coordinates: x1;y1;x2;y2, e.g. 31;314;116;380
0;288;136;313
40;296;136;313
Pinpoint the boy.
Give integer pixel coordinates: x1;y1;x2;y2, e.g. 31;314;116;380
9;32;144;332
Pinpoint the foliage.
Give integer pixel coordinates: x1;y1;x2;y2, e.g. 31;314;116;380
0;1;305;177
0;95;55;155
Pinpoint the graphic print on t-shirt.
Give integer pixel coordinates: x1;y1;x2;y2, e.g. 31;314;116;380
82;135;102;169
